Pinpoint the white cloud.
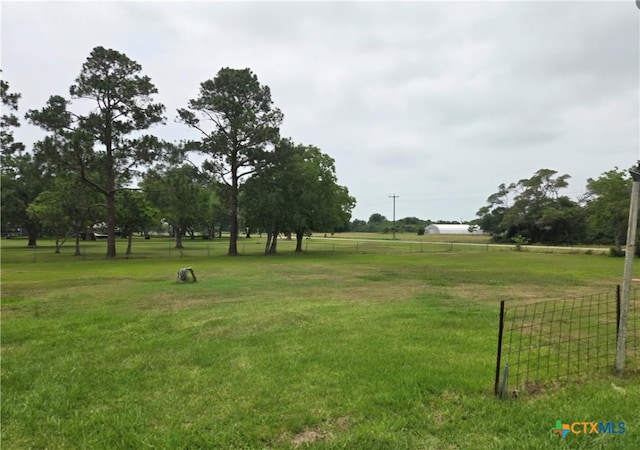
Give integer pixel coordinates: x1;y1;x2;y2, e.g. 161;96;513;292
2;0;637;222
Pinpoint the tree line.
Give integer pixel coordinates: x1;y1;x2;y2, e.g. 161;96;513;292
350;214;429;234
1;47;355;257
2;46;634;256
353;167;636;253
474;167;634;252
294;165;631;250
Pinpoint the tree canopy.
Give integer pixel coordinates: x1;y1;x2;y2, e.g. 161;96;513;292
178;67;283;256
241;139;355;254
1;71;24;158
5;58;357;256
1;74;50;246
26;46;166;257
585;168;631;251
474;168;630;246
142;164;216;249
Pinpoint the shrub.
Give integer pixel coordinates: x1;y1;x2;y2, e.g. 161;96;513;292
609;247;625;257
512;235;530;252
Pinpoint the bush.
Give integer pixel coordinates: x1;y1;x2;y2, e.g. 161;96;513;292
609;247;625;257
512;235;530;252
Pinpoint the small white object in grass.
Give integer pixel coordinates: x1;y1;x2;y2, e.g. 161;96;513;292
611;383;626;394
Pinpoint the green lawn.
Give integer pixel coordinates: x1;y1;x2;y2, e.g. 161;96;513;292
1;237;638;449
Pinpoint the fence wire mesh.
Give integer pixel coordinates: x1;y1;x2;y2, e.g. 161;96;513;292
495;287;639;396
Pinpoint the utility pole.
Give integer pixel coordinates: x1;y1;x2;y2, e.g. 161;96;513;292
616;162;640;374
389;194;399;240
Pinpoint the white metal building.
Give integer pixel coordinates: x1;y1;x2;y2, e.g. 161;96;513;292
425;224;483;235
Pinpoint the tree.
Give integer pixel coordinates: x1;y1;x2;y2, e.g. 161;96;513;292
204;182;229;239
26;175;101;254
178;68;283;256
240;140;294;255
1;71;23;157
142;165;215;249
536;196;587;245
116;190;159;255
64;176;103;255
286;144;354;253
27;190;69;253
241;140;355;254
502;169;573;243
26;46;166;257
368;213;387;223
476;182;516;237
1;74;50;246
350;219;368;232
478;169;586;245
585;168;632;251
396;216;429;234
1;157;49;246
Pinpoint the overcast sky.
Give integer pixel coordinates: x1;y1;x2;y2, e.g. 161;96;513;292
2;1;638;222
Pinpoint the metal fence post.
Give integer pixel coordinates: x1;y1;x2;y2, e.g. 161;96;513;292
617;284;621;339
616;164;640;374
495;300;506;397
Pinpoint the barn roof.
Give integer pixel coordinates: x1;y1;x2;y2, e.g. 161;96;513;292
425;224;482;234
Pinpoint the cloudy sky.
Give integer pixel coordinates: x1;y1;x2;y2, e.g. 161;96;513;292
2;1;638;222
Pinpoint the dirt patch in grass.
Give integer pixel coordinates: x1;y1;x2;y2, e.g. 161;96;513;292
291;429;328;446
521;379;564;397
284;416;351;447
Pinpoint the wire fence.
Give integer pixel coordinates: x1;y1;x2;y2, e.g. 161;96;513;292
3;236;612;263
495;287;640;397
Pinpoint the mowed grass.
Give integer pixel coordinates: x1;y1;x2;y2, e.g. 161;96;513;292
1;237;639;449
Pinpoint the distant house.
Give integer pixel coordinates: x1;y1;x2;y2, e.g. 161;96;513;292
425;224;483;235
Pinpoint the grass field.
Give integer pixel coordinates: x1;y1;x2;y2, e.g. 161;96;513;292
1;236;639;449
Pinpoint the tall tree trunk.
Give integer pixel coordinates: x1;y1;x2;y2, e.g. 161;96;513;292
175;226;184;249
228;172;239;256
104;114;117;258
295;229;304;253
268;226;279;255
26;226;38;248
126;232;133;255
268;234;279;255
74;226;81;256
615;227;623;253
265;231;273;255
55;233;68;254
106;191;117;257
